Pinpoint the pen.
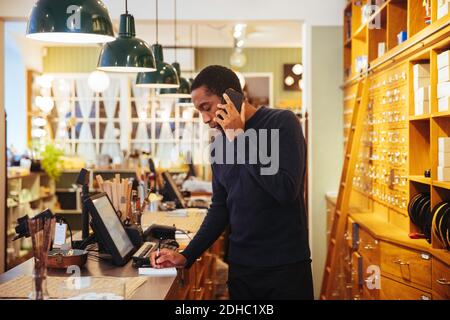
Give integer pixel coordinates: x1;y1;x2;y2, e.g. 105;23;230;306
156;238;162;265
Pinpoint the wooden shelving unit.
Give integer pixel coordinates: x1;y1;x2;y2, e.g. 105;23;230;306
6;171;56;270
333;0;450;300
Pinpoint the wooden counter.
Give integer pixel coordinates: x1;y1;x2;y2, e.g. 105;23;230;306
0;209;208;300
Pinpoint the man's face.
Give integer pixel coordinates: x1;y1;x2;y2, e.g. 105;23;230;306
191;86;222;129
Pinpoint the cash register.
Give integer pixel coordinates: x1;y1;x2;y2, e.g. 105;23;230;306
85;193;178;267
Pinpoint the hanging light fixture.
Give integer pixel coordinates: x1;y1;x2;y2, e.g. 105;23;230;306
26;0;115;43
97;0;156;72
136;0;179;88
159;0;191;98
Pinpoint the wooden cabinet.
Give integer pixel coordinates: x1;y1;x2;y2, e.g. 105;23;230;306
432;258;450;300
358;228;380;266
167;239;223;300
380;277;431;300
380;242;432;289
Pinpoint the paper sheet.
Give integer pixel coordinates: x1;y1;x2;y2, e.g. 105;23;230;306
138;267;177;277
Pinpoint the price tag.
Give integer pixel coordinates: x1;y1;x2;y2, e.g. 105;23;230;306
54;222;67;246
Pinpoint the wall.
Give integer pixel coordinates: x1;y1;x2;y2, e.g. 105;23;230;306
306;26;343;298
0;19;6;273
43;46;101;73
43;46;302;107
196;48;302;107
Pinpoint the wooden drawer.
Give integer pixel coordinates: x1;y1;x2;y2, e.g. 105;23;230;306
361;256;381;300
380;277;431;300
358;228;380;265
351;252;362;299
432;259;450;300
380;242;432;289
346;218;359;249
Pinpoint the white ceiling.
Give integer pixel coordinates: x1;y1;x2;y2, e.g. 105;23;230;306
132;20;302;48
0;0;346;25
0;0;346;48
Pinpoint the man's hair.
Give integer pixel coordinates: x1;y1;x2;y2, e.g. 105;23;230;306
191;65;243;97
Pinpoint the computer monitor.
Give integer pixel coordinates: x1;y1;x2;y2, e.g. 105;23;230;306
162;171;187;209
85;193;135;266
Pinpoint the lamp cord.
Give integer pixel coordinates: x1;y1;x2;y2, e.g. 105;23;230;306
174;0;177;62
156;0;159;44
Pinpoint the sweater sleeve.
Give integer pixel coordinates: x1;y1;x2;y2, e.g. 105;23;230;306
243;111;306;205
180;167;229;268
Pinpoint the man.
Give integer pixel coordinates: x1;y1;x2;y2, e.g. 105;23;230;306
150;65;313;300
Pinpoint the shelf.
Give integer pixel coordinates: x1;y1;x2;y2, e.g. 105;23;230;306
349;212;431;252
432;180;450;190
342;14;450;88
352;0;390;41
353;24;367;41
409;175;431;185
409;114;431;121
432;111;450;118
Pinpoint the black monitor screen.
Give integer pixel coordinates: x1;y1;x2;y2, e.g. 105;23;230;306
91;194;134;259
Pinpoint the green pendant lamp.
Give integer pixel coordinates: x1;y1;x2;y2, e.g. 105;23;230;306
159;63;191;98
26;0;115;43
136;0;179;88
97;0;156;73
159;0;191;98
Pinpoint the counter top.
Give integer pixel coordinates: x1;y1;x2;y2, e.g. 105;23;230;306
0;209;207;300
349;212;450;266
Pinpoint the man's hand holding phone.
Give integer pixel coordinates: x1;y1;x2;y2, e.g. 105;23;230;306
215;92;246;141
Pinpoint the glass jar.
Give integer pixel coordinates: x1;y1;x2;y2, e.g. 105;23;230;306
29;267;49;300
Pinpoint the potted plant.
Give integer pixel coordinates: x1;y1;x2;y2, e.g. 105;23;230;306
41;144;64;181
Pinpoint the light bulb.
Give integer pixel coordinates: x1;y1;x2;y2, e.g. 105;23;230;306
32;117;47;127
292;64;304;75
88;71;110;92
36;75;53;89
35;96;54;113
284;76;295;87
230;51;247;68
182;109;194;120
31;128;47;138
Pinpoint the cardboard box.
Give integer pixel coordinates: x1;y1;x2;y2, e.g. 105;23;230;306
378;42;386;58
413;64;430;78
439;137;450;152
415;100;430;115
438;81;450;98
415;101;430;115
438;0;450;19
438;50;450;70
438;66;450;83
438;166;450;181
415;86;430;102
438;96;450;112
439;152;450;167
414;77;430;90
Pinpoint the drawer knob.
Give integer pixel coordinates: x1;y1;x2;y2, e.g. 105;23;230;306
437;279;450;286
393;259;409;266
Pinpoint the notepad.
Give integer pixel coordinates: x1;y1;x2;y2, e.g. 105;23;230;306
138;267;177;277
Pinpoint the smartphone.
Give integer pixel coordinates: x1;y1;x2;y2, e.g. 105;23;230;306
221;88;244;114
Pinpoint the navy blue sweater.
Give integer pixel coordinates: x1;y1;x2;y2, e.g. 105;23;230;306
181;107;311;267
